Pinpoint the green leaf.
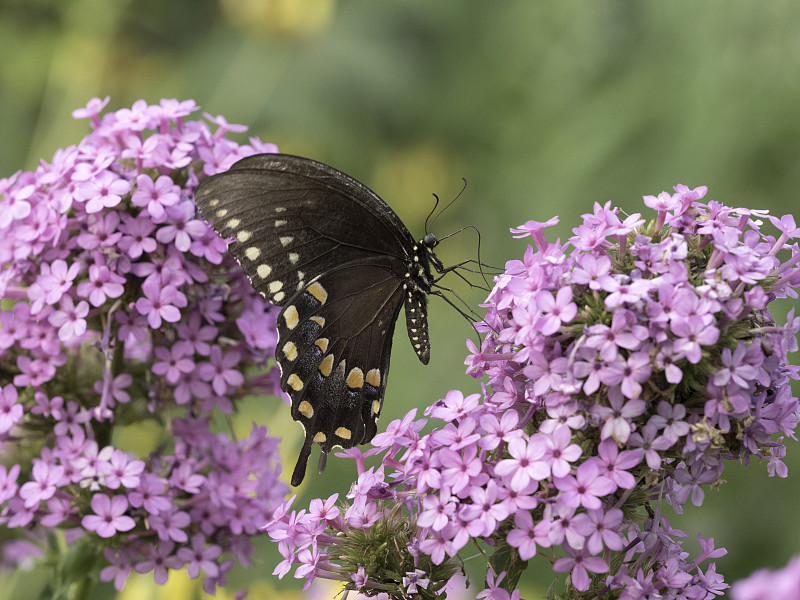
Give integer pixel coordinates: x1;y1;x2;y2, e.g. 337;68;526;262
488;542;527;592
57;538;98;599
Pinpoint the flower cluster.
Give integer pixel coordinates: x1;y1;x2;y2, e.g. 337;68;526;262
0;98;288;593
265;185;799;598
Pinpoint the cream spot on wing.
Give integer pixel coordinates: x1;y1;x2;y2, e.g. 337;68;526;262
226;218;240;229
273;291;285;302
307;282;328;305
215;208;228;218
318;354;334;377
245;247;261;260
287;374;303;391
366;369;381;387
237;230;252;243
269;281;283;293
282;342;298;361
346;367;364;389
289;252;299;264
283;305;299;329
371;400;381;415
257;264;272;278
280;236;293;247
275;219;287;227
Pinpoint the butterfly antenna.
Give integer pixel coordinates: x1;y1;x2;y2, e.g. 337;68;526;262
424;193;441;234
427;178;467;234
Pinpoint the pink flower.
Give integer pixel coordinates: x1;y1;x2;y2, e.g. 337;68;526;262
554;460;616;510
494;436;548;491
82;494;136;538
19;460;65;509
48;296;89;342
0;384;24;434
76;171;130;213
553;545;609;591
135;278;185;329
198;345;244;395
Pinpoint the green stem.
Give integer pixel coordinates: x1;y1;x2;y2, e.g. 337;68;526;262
68;576;93;600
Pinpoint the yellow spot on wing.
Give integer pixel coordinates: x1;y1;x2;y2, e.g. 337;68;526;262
310;316;325;327
307;282;328;305
282;342;298;361
371;400;381;415
287;374;303;391
366;369;381;387
298;400;314;418
313;432;327;443
318;354;334;377
346;368;364;389
335;427;352;440
315;338;329;353
283;306;299;329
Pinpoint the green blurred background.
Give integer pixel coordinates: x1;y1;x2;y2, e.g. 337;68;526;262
2;1;800;598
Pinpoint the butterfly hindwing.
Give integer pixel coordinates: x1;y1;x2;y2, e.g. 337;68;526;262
276;257;406;485
194;153;436;486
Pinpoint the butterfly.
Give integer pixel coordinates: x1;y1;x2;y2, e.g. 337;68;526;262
194;153;444;486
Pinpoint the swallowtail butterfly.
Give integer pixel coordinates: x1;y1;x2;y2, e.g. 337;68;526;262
195;154;443;486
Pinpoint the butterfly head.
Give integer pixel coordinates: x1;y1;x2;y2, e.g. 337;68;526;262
420;234;444;275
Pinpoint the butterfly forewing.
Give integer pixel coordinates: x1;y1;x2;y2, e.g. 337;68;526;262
195;154;416;306
194;153;434;486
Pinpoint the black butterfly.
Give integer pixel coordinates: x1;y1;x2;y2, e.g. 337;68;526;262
194;154;444;486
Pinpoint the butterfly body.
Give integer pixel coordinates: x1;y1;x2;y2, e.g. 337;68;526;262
194;154;438;485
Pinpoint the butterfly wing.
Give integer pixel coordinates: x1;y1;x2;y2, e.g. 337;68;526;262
195;153;417;306
194;153;430;486
277;257;405;486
